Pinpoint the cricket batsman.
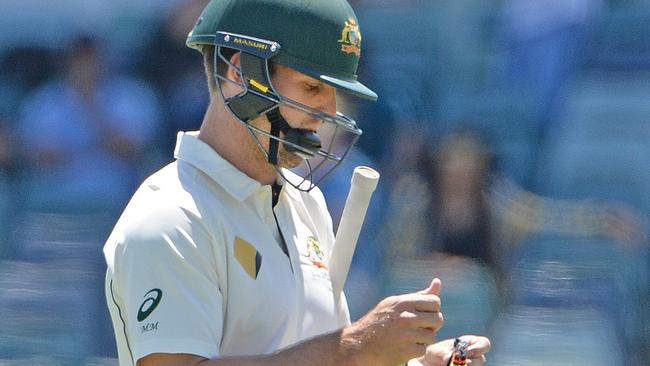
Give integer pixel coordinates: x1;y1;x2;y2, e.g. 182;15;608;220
103;0;491;365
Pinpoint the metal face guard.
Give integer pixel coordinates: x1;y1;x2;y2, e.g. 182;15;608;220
214;43;362;191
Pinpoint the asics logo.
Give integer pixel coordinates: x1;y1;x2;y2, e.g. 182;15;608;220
137;289;163;322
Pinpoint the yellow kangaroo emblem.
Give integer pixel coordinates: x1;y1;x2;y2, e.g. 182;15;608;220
339;18;361;56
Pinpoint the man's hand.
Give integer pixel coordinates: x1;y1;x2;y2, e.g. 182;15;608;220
418;335;491;366
340;278;444;366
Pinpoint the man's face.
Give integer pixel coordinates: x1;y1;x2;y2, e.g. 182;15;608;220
251;64;338;169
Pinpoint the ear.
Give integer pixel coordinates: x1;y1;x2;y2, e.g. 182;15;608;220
225;51;243;84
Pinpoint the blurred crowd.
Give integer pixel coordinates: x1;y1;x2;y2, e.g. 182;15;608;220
1;0;649;365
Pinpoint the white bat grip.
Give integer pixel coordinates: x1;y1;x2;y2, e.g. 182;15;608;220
329;166;380;304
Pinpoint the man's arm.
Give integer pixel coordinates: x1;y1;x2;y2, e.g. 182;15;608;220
139;333;492;366
140;328;358;366
139;279;446;366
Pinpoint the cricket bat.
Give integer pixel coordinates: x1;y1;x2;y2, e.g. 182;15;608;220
329;166;380;305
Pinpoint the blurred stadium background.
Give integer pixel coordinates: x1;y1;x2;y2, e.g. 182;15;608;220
0;0;649;364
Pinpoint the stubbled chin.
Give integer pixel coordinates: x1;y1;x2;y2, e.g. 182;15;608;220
279;151;304;168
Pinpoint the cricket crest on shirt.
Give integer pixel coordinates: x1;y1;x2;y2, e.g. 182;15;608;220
302;236;328;270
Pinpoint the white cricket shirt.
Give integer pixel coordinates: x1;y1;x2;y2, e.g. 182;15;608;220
104;131;350;365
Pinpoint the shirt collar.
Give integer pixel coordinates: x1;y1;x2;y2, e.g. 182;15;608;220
277;169;308;201
174;131;261;201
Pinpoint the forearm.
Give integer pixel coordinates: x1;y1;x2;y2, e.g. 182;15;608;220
142;279;447;366
141;328;364;366
267;327;361;366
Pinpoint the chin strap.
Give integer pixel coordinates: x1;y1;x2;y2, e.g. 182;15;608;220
266;107;291;165
267;106;322;162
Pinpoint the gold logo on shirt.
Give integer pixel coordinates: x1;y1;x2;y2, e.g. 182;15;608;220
234;237;262;279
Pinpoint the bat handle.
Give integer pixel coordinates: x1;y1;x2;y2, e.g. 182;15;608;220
329;166;380;305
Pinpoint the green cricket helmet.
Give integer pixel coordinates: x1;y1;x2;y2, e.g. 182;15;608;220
187;0;377;191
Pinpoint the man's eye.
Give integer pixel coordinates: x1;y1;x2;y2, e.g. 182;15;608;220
306;83;320;91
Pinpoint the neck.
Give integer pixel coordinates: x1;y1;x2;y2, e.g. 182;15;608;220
198;100;277;185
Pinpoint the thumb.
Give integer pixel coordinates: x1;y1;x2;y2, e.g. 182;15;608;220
419;277;442;296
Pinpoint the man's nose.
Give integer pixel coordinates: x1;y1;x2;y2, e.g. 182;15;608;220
316;86;337;116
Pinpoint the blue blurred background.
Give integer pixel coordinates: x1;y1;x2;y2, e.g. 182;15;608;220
0;0;649;364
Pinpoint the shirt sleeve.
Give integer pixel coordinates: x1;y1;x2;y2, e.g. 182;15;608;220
111;203;225;364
